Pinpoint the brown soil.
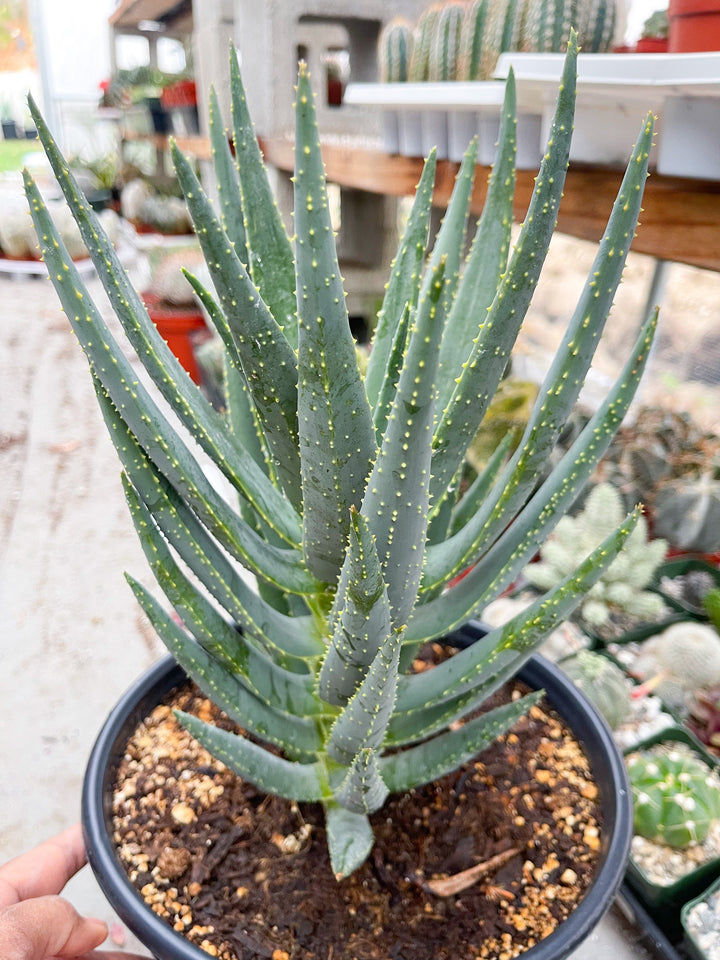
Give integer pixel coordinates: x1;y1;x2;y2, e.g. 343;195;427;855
111;681;602;960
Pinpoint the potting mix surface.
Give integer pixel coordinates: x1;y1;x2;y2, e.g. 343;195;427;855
112;670;602;960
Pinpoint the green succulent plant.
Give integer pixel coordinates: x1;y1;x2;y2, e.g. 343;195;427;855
524;482;668;629
561;650;631;730
628;747;720;848
26;36;657;879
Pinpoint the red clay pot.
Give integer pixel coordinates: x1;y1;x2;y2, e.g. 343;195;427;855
142;292;209;383
635;36;670;52
668;0;720;51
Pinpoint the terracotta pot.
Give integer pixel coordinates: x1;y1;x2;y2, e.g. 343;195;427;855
82;647;633;960
635;36;670;52
668;0;720;51
142;292;209;383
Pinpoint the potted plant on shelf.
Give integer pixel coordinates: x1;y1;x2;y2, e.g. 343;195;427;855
636;9;670;51
27;34;657;960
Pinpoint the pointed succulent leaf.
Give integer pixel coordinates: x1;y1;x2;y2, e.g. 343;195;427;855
413;310;660;641
318;510;394;705
426;136;479;318
184;271;277;485
209;84;248;266
429;36;578;506
326;625;403;765
294;64;377;581
364;150;437;408
360;258;447;629
324;804;374;879
177;711;330;802
26;182;313;595
335;749;389;815
123;481;329;720
435;72;517;416
424;110;655;589
400;508;642;712
372;302;412;444
127;578;322;760
171;143;303;509
229;47;297;346
380;692;541;794
450;434;513;535
409;311;658;642
112;422;321;663
386;670;517;747
26;99;298;542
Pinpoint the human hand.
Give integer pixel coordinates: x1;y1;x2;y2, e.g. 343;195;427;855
0;823;147;959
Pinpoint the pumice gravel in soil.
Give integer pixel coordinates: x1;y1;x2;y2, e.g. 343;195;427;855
686;887;720;960
112;682;602;960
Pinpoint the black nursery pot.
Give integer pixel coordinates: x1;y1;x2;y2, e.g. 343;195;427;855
82;646;633;960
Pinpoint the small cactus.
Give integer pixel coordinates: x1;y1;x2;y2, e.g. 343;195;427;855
408;4;442;81
481;0;523;81
524;483;668;630
428;2;466;81
521;0;576;53
561;651;631;729
628;747;720;848
653;474;720;555
576;0;618;52
378;18;414;83
458;0;490;81
636;621;720;709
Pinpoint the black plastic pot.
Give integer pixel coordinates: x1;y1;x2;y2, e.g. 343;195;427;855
82;649;633;960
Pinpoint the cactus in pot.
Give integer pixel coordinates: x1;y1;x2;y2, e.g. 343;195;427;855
628;748;720;848
26;35;657;881
377;18;414;83
428;2;466;81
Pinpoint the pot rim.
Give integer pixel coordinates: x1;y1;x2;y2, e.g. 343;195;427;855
82;646;632;960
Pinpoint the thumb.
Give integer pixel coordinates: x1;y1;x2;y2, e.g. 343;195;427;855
0;895;107;960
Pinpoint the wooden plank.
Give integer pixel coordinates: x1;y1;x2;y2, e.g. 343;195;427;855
258;137;720;273
122;130;212;162
110;0;188;28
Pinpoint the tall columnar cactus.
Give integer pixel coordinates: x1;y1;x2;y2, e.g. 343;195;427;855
26;36;657;879
576;0;618;52
521;0;576;53
628;748;720;848
458;0;490;80
408;3;442;81
377;17;414;83
428;1;466;81
480;0;523;82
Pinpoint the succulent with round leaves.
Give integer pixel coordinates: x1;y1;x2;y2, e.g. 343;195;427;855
524;482;668;630
377;18;414;83
26;36;657;879
628;747;720;848
561;651;631;730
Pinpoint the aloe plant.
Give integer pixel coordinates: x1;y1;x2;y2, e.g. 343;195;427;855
26;35;656;879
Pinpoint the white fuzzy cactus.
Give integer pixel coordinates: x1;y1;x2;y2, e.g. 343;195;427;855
524;482;668;628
